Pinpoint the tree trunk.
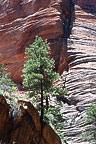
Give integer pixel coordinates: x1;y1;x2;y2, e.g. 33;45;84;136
46;96;49;110
40;79;43;137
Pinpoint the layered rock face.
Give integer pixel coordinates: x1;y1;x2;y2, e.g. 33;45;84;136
0;95;61;144
0;0;74;83
73;0;96;13
1;0;96;143
61;0;96;143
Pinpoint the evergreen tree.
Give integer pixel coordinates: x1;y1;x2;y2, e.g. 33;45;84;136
22;36;59;134
82;105;96;143
0;54;17;97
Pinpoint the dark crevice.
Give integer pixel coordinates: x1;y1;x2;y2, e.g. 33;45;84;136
63;0;74;39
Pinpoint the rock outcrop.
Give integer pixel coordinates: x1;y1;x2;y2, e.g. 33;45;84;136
0;95;61;144
0;0;74;83
61;0;96;143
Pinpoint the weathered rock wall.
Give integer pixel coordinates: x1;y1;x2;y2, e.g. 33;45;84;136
0;95;61;144
61;0;96;143
73;0;96;13
0;0;74;83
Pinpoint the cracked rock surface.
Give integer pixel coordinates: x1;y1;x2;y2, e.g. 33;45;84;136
61;0;96;143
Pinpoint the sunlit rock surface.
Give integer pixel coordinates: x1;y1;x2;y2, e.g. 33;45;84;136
61;0;96;143
0;0;74;82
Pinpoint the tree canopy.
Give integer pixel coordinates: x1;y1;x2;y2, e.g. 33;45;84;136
22;36;59;94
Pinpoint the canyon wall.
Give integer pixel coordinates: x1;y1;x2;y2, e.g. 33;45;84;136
0;0;74;83
0;0;96;143
61;0;96;143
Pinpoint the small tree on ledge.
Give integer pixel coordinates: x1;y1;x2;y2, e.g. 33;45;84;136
22;36;59;135
0;54;17;97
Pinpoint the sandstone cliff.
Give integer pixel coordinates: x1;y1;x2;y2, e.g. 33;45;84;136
61;0;96;143
0;0;96;143
0;0;74;83
0;95;61;144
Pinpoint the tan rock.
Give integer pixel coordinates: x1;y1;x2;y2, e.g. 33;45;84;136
0;95;61;144
43;123;61;144
18;100;41;133
0;95;10;139
61;0;96;143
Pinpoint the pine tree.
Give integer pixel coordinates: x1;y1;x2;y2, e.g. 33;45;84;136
22;36;59;135
0;54;17;97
